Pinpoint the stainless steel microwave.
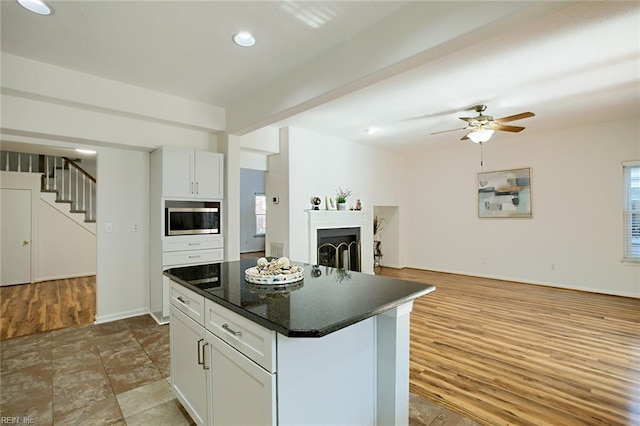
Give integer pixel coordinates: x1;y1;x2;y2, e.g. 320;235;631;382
165;201;220;236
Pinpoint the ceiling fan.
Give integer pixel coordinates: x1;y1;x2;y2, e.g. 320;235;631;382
431;105;535;143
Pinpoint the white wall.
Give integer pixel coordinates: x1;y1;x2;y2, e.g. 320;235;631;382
38;200;96;281
96;147;150;322
1;53;223;151
267;127;407;273
265;129;291;259
404;118;640;297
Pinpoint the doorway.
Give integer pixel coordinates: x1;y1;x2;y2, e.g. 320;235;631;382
240;168;266;256
0;145;98;339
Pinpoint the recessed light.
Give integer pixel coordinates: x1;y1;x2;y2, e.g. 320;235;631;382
233;31;256;47
17;0;53;15
76;149;97;155
366;127;380;135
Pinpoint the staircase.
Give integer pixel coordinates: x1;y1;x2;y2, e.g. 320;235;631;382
1;151;97;231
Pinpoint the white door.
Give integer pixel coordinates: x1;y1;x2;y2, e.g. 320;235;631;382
209;331;276;426
194;151;223;199
162;147;194;198
1;188;32;286
170;305;208;426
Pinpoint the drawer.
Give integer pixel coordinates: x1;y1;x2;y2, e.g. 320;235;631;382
169;280;205;325
163;248;223;267
163;235;223;252
205;299;276;373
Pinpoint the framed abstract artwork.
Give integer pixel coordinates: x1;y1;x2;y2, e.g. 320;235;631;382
325;196;337;210
478;167;532;218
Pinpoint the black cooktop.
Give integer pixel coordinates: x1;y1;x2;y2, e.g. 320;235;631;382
164;258;435;337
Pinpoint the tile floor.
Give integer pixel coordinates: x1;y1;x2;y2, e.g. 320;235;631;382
1;314;476;425
0;315;192;425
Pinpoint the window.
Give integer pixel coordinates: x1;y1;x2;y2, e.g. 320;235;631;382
623;161;640;262
255;193;267;236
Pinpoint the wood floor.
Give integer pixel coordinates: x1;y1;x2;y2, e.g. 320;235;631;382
378;268;640;426
0;276;96;340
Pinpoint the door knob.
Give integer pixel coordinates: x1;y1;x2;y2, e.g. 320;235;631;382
23;240;30;246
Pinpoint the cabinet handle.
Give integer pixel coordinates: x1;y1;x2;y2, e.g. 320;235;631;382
188;255;202;259
197;338;204;365
191;182;194;194
202;342;210;370
195;182;199;194
222;323;243;337
177;296;190;305
188;242;201;246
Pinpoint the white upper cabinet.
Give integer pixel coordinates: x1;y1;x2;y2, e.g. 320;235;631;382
194;151;223;199
161;147;223;199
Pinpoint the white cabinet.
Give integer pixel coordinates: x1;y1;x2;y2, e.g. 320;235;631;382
194;151;223;199
170;280;276;426
150;145;224;325
161;147;223;200
170;305;209;426
209;330;276;426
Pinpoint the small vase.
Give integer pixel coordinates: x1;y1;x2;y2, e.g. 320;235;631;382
337;202;347;211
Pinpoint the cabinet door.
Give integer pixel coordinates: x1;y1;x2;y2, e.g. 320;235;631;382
163;147;195;198
194;151;223;199
209;331;276;426
170;305;208;426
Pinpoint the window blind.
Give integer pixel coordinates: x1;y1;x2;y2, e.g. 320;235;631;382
623;161;640;262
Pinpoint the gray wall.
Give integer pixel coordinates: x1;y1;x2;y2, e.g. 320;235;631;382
240;168;266;253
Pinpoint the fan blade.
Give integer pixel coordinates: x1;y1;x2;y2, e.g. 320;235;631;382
494;112;535;123
494;124;525;133
431;127;469;135
459;116;477;123
461;133;470;141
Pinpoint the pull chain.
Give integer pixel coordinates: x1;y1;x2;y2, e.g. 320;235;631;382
480;141;484;171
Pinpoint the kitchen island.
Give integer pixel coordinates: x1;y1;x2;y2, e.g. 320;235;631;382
165;258;435;426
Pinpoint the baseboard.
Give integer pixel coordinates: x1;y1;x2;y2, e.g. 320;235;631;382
95;307;151;324
398;265;640;299
35;273;96;283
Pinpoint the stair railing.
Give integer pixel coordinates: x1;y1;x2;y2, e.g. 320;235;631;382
0;151;97;223
42;155;97;223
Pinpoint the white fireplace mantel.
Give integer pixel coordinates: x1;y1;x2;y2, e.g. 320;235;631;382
308;210;365;267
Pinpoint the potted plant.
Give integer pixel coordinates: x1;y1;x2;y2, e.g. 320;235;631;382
373;215;385;241
335;187;351;211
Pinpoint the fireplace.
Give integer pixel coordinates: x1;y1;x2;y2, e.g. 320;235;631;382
317;227;361;272
307;210;368;273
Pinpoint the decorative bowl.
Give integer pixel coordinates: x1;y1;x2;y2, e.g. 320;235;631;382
244;267;304;285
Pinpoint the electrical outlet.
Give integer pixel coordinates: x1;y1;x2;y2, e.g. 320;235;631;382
133;223;140;232
550;263;556;270
481;258;487;265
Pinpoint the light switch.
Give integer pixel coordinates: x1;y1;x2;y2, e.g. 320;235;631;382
105;223;113;233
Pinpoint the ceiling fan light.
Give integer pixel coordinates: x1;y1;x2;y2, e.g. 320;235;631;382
468;129;495;143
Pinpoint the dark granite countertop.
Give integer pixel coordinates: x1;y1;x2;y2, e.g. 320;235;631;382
164;258;435;337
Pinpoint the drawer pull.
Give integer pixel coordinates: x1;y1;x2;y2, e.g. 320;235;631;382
222;323;243;337
177;296;190;305
188;255;202;259
197;338;204;365
202;342;210;370
188;242;201;246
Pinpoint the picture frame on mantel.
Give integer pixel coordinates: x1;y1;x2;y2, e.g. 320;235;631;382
326;196;337;210
478;167;532;218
